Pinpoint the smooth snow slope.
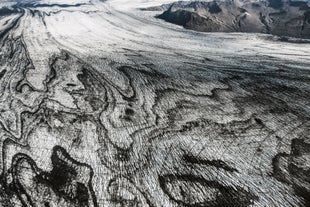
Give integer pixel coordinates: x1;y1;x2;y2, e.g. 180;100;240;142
11;0;310;89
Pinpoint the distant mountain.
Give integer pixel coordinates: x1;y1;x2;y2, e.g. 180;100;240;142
147;0;310;39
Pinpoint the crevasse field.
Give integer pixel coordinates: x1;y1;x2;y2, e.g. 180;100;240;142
0;0;310;206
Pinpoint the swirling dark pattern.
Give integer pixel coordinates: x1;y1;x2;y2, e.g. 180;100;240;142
0;0;309;206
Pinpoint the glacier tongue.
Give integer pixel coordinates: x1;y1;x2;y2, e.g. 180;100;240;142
0;0;310;207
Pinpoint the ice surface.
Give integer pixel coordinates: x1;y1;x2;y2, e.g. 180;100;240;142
0;0;310;206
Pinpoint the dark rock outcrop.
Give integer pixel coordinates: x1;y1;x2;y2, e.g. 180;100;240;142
152;0;310;39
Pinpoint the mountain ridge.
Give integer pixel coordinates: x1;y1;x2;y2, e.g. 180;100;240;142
146;0;310;39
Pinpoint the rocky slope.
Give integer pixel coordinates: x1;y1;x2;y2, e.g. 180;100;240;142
153;0;310;38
